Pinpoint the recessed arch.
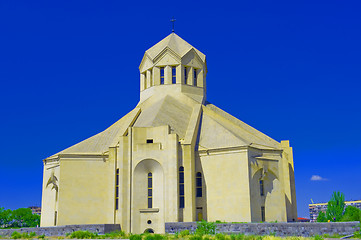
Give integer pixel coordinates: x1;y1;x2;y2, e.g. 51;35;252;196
144;228;154;233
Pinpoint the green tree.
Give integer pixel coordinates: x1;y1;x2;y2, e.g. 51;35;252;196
0;207;12;228
10;208;40;228
0;207;40;228
326;191;345;222
341;206;361;222
317;211;327;222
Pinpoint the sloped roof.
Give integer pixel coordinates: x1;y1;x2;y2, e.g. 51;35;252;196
145;33;206;62
198;103;280;149
134;95;193;139
46;108;140;158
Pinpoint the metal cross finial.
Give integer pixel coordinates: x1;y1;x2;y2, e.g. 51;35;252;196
170;17;176;32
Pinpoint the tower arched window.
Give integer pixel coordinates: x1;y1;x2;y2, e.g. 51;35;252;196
179;166;184;208
194;69;197;86
172;67;176;84
196;172;202;197
184;67;188;84
148;172;152;208
160;67;165;85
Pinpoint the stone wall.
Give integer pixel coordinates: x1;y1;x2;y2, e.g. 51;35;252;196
0;224;121;237
165;222;360;237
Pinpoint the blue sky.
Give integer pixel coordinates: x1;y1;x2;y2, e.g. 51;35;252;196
0;0;360;218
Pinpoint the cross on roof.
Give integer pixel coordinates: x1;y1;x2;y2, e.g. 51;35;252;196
170;17;176;32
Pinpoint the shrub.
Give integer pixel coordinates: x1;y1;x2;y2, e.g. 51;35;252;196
189;235;203;240
103;230;127;239
129;234;142;240
316;212;327;222
38;234;45;239
144;234;164;240
203;236;211;240
341;206;361;222
179;230;190;237
11;231;21;239
21;232;36;239
243;235;263;240
195;220;216;235
215;233;226;240
354;231;361;239
313;235;324;240
233;234;245;240
69;230;98;239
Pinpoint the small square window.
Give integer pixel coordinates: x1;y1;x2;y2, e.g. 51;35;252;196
147;139;153;143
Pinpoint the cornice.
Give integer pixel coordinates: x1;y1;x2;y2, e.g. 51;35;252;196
198;145;282;156
43;152;109;163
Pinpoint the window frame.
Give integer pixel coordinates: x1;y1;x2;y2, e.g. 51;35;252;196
193;69;197;86
160;67;165;85
179;166;185;208
148;172;153;208
196;172;202;197
172;66;177;84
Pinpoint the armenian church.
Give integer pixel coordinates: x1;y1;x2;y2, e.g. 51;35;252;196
41;33;297;233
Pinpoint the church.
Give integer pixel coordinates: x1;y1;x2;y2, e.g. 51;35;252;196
41;33;297;233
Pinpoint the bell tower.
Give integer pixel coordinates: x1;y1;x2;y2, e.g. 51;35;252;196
138;33;207;104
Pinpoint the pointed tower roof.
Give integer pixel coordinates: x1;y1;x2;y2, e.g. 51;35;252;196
145;33;206;62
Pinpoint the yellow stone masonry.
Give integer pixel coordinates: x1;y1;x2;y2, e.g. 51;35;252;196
41;33;297;233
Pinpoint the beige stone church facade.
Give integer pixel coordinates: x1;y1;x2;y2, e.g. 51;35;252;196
41;33;297;233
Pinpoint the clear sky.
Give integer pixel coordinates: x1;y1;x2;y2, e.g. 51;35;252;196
0;0;360;219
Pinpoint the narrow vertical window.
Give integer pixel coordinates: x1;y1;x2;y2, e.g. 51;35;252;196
115;169;119;210
196;172;202;197
172;67;176;84
193;69;197;86
179;166;184;208
184;67;188;84
160;67;164;85
148;172;152;208
261;206;265;222
54;211;57;226
260;180;264;196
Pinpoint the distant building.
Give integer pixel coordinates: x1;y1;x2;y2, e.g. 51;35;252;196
309;200;361;222
297;217;310;222
29;206;41;216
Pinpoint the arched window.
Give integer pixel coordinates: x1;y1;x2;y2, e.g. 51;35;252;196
260;180;264;196
184;67;188;84
193;69;197;86
196;172;202;197
148;172;152;208
115;169;119;210
172;67;177;84
160;67;164;85
179;166;184;208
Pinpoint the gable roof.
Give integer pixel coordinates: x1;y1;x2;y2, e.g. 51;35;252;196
145;33;206;62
